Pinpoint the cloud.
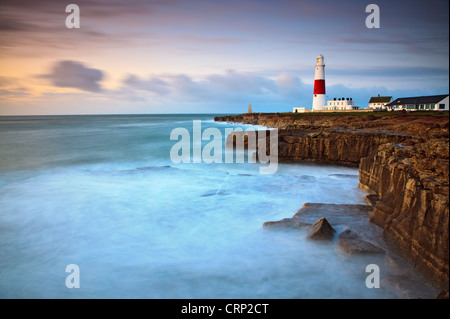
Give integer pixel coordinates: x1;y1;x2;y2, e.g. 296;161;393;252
39;60;104;92
123;75;170;95
177;35;254;45
115;70;308;111
0;87;30;99
120;70;282;100
275;72;304;96
330;66;449;78
168;74;205;97
0;76;17;87
205;70;278;95
117;67;448;112
0;17;36;32
2;66;447;114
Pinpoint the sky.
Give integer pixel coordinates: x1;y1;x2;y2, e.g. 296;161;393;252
0;0;448;115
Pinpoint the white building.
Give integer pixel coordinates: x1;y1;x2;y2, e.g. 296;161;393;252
386;94;449;111
324;97;360;111
368;95;392;110
293;107;306;113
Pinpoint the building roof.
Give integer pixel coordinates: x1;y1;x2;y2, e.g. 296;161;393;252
386;94;449;107
369;96;392;103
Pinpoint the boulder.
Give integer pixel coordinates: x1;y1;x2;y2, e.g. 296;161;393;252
307;217;336;241
337;229;385;255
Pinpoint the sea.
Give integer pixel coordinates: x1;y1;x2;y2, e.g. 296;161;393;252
0;114;438;298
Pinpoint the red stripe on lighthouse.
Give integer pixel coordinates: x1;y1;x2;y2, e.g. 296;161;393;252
313;79;325;95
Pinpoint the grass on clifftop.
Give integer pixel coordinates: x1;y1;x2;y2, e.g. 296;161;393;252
272;111;450;118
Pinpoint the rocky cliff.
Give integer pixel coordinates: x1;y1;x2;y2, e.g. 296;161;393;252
227;128;409;166
216;112;449;289
359;141;449;288
277;129;409;166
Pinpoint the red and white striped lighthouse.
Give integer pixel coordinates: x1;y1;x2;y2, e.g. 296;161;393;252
312;54;326;111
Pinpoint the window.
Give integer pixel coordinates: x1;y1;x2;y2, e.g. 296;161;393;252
439;104;446;110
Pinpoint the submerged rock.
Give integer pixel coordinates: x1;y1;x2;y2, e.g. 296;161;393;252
263;218;311;230
307;217;336;241
337;229;385;255
200;189;230;197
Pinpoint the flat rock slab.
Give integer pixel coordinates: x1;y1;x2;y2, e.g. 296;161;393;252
293;203;385;244
336;229;385;255
262;218;311;230
263;203;387;249
292;203;372;224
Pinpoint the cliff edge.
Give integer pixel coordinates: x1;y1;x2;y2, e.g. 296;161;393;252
215;112;449;289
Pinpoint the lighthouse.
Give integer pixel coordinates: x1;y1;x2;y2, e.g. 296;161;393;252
312;54;326;111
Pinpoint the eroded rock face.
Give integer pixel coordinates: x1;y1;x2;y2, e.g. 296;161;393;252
218;113;411;167
359;142;449;288
227;127;409;167
277;130;408;166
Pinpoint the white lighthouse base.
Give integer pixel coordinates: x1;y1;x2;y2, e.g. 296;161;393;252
313;95;326;111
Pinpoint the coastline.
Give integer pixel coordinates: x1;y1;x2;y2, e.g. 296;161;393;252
215;112;449;296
